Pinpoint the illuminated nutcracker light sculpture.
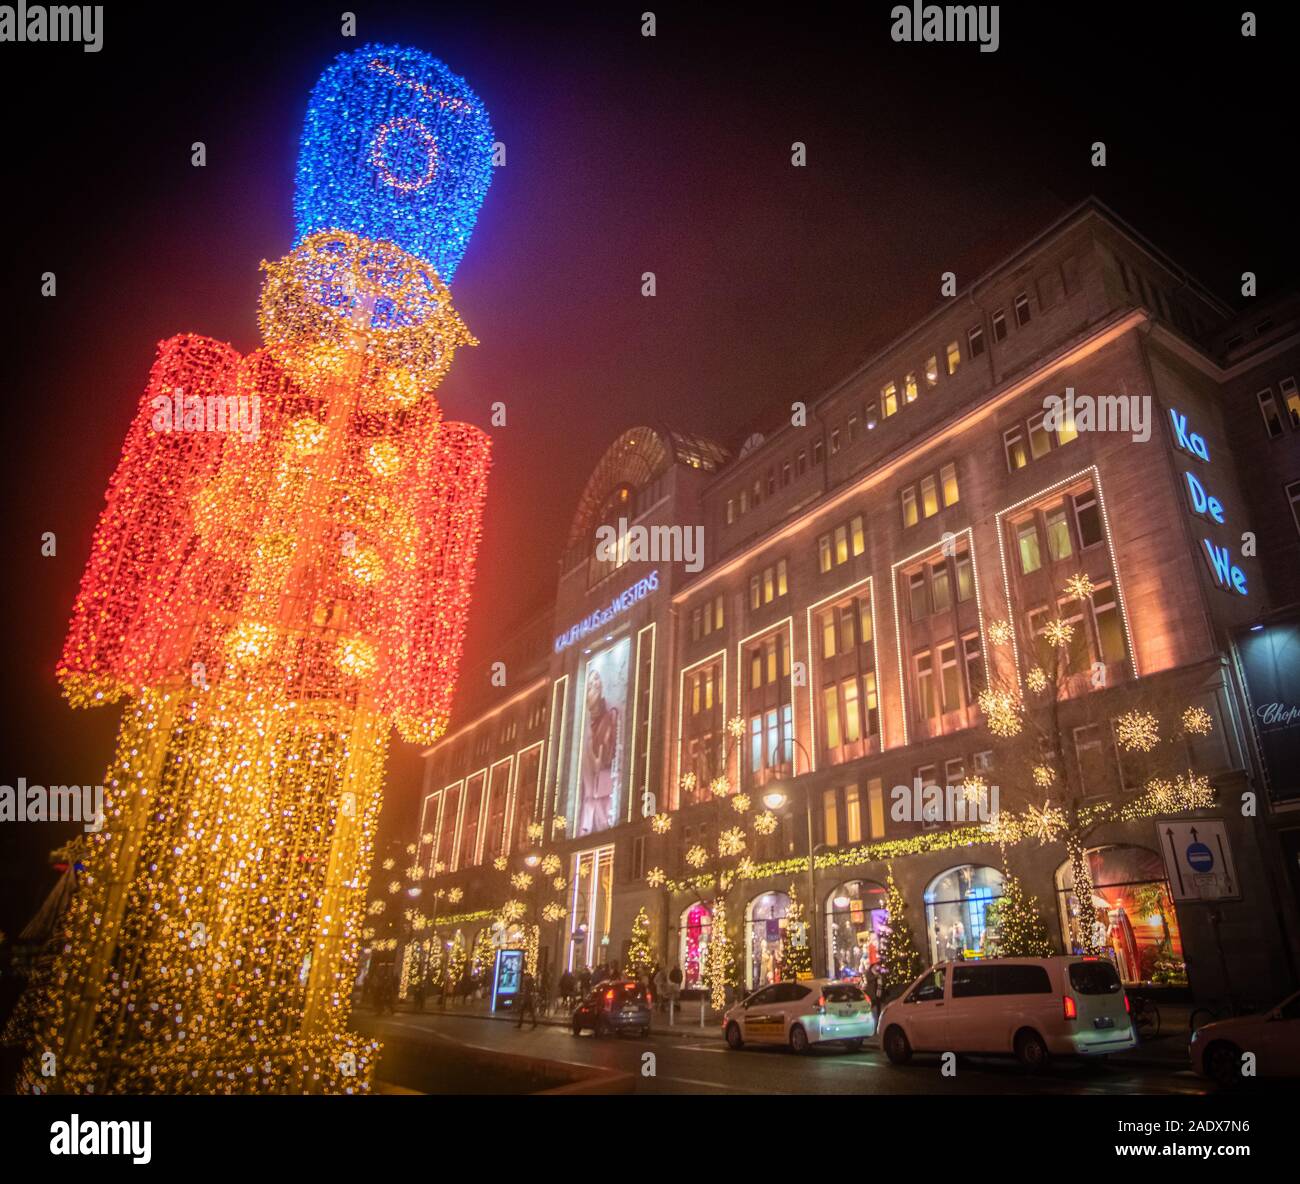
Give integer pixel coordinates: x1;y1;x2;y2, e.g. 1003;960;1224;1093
22;45;494;1094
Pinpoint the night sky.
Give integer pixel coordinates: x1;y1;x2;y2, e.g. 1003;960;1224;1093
2;2;1296;936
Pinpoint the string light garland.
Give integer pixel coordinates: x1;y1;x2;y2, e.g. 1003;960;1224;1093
24;42;496;1096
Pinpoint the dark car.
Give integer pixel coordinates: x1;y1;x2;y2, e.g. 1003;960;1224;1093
572;979;652;1037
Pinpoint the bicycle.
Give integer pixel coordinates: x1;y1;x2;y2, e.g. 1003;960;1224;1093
1129;994;1161;1040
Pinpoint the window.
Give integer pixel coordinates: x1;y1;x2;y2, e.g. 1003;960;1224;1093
776;558;788;597
1004;425;1028;470
1014;292;1031;327
739;489;748;515
1073;724;1107;795
749;574;760;610
818;533;832;573
1016;520;1042;574
968;325;985;358
1257;388;1285;438
962;633;984;698
1289;480;1300;536
946;341;960;375
822;685;841;748
713;594;725;632
916;652;936;719
821;610;836;659
845;785;862;844
902;486;919;528
992;309;1007;342
813;438;824;465
955;551;974;602
851;514;865;556
867;779;885;838
766;468;777;495
905;372;919;404
1045;504;1073;561
726;498;736;524
909;570;928;621
939;642;960;712
940;462;959;506
1028;411;1053;459
1072;489;1103;548
1281;377;1300;429
1092;581;1124;662
842;678;862;743
921;475;939;518
865;402;878;430
835;524;848;565
882;382;898;418
930;559;951;613
848;414;858;442
797;450;807;476
691;607;702;641
830;428;841;454
781;460;791;486
924;356;939;387
823;788;839;847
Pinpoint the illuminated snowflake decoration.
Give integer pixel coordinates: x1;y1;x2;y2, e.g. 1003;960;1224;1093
1182;705;1213;736
685;845;709;869
387;880;401;894
987;619;1013;646
650;813;673;834
978;688;1023;737
719;828;747;857
447;887;463;903
1043;619;1074;649
432;861;446;875
412;914;428;932
737;857;756;879
492;856;508;872
709;776;731;798
731;793;751;814
1115;710;1160;752
1032;764;1055;789
405;842;417;856
541;853;561;875
1024;800;1067;844
753;810;778;836
646;867;666;888
1063;572;1096;601
960;776;987;805
420;832;433;845
499;899;525;923
980;810;1019;846
367;900;385;915
726;714;747;740
542;902;566;923
382;858;395;871
552;876;566;892
510;872;533;891
679;771;698;795
527;822;544;842
552;816;567;833
1025;667;1048;693
404;864;420;880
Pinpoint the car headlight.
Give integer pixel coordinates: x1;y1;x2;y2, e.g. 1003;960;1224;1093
1189;1028;1201;1044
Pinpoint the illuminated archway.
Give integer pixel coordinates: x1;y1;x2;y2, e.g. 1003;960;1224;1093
824;880;887;979
923;865;1005;963
746;890;791;989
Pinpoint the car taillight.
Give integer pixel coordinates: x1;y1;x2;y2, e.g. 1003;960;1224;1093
1063;995;1078;1020
1123;994;1131;1014
817;994;827;1014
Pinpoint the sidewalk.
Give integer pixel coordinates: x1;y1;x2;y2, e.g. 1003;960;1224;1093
373;996;1196;1069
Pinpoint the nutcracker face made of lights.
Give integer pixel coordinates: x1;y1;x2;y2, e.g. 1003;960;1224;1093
21;44;495;1095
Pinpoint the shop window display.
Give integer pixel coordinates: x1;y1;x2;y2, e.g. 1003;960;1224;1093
1055;845;1185;985
746;891;791;989
924;865;1005;963
825;880;887;979
679;901;713;989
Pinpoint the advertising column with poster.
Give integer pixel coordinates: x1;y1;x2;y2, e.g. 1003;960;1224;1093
492;948;524;1012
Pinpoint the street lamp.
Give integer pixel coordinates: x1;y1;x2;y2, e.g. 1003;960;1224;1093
523;852;541;868
763;735;821;978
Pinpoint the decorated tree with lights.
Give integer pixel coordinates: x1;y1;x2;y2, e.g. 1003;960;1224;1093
19;44;498;1094
626;907;656;981
445;930;468;993
982;871;1054;958
977;571;1216;968
877;868;925;1001
783;883;813;980
470;926;496;985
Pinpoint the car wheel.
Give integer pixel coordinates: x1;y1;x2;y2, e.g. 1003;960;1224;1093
595;1015;609;1038
843;1038;864;1052
572;1018;583;1036
1014;1029;1050;1072
789;1024;810;1054
883;1025;912;1065
725;1022;744;1050
1204;1041;1242;1090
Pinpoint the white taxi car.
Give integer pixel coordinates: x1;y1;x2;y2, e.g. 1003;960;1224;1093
723;978;875;1053
1190;990;1300;1087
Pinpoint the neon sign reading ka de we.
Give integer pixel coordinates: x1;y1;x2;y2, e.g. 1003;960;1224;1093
1169;408;1248;596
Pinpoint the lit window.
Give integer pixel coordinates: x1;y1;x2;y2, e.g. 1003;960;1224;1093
691;607;701;641
867;779;885;838
823;789;839;846
940;462;959;506
939;643;960;712
776;558;788;597
1056;407;1079;445
946;341;960;376
763;567;774;604
818;533;832;573
863;671;878;735
905;373;919;403
835;524;848;565
1257;388;1284;438
1028;412;1053;459
882;382;898;417
851;514;865;556
1281;377;1300;429
1091;581;1124;662
1017;520;1042;574
916;652;937;719
823;685;842;749
1004;425;1028;470
843;678;862;743
749;574;761;610
963;633;984;698
909;570;928;621
921;475;939;518
1288;480;1300;537
857;594;873;643
925;356;939;387
845;785;862;843
1045;505;1073;561
955;551;973;602
930;560;951;614
821;610;836;659
839;604;855;652
1014;292;1031;327
726;498;735;524
865;402;878;430
751;649;762;690
902;486;918;528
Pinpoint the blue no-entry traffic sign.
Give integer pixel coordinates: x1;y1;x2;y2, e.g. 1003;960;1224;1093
1185;842;1214;873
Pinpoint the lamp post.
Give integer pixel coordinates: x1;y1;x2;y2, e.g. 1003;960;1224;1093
761;734;821;978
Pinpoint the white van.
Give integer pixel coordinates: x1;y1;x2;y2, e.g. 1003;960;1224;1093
878;956;1137;1070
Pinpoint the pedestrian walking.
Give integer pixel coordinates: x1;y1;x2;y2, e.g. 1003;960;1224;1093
515;970;538;1029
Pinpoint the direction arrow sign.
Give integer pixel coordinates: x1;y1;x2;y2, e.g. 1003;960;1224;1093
1158;819;1239;902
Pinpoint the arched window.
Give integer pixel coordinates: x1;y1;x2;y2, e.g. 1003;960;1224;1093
678;901;713;989
824;880;887;979
1055;845;1184;985
924;865;1005;963
746;891;791;989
